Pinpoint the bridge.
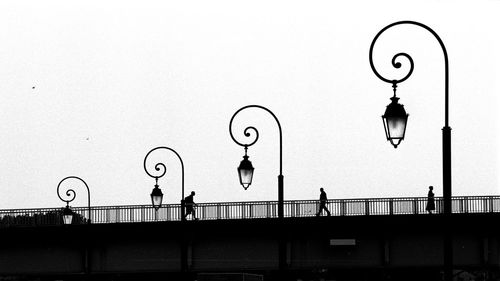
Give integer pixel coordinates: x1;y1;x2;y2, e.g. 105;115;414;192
2;195;499;226
1;196;500;281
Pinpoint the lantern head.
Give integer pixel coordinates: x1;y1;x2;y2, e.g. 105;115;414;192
238;154;254;190
62;205;74;225
382;96;409;148
150;184;164;211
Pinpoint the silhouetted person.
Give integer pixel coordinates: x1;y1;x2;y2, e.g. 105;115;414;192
426;186;435;214
184;191;197;220
316;187;331;216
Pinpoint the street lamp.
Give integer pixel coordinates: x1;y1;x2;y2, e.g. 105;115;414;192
229;105;284;217
143;146;188;274
229;105;287;274
57;176;91;225
143;146;186;220
369;20;452;281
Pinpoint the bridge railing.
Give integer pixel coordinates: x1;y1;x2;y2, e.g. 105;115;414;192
1;195;500;227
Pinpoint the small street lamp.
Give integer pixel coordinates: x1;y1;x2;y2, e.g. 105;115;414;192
57;176;91;225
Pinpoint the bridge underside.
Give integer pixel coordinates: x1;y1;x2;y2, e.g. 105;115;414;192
1;213;499;281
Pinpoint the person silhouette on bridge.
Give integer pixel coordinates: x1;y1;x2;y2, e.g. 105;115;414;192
184;191;197;220
426;186;435;214
316;188;331;217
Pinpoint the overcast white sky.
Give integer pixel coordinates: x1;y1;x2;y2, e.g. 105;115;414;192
0;0;499;209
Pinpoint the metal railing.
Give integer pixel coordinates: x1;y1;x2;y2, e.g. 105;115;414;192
1;195;499;228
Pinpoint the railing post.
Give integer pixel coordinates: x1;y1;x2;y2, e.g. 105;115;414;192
340;200;345;216
266;201;270;218
241;203;245;219
275;201;278;218
217;203;221;220
389;199;394;215
365;200;370;216
413;198;418;215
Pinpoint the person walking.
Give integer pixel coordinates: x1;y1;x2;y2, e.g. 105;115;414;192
316;187;331;216
426;186;435;214
184;191;197;220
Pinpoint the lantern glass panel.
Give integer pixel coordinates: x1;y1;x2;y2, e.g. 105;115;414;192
386;116;407;139
151;194;163;210
63;214;73;225
238;167;254;189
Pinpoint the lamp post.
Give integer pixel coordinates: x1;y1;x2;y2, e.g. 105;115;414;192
369;20;452;281
143;146;188;275
57;176;91;225
57;176;92;274
229;105;286;273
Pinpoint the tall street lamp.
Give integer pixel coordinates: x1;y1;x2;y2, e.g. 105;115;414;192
229;104;286;272
57;176;91;225
143;146;188;274
369;20;452;281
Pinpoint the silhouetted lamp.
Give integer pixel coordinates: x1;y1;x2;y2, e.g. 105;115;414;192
150;184;163;211
62;205;73;225
370;20;453;281
382;96;409;148
238;151;254;190
229;105;286;275
57;176;91;225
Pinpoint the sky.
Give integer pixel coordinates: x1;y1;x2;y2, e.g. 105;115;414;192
0;0;499;209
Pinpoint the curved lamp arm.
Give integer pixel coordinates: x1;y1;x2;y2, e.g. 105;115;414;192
369;20;449;126
57;176;91;224
143;146;185;203
229;105;283;175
